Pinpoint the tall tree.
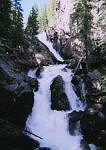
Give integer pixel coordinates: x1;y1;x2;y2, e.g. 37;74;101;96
11;0;24;48
70;0;93;60
42;5;49;30
0;0;11;41
25;5;39;37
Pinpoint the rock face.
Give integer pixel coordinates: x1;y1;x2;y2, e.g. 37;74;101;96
80;104;106;148
0;118;40;150
0;57;38;126
26;35;56;65
35;38;56;64
80;139;90;150
0;54;39;149
50;75;70;111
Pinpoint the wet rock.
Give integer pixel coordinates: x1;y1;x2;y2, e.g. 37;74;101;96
66;58;78;69
68;110;83;135
50;75;70;111
28;77;39;91
80;105;106;148
71;75;86;101
80;139;90;150
68;110;84;122
36;66;44;78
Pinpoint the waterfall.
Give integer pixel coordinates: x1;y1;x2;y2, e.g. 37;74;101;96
26;65;85;150
25;33;96;150
36;32;64;62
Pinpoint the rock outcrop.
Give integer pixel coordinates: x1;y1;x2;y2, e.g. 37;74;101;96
80;104;106;148
0;118;40;150
0;46;39;149
0;56;38;125
50;75;70;111
25;35;56;65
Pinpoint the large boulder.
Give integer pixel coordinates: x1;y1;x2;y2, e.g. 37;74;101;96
36;66;44;78
50;75;70;111
68;110;83;135
80;104;106;148
0;118;40;150
80;139;90;150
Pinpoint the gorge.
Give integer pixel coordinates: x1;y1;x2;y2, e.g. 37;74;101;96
0;0;106;150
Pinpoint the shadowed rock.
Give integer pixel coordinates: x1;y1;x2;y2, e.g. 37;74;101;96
50;75;70;111
80;105;106;148
0;118;40;150
68;110;83;135
0;57;39;126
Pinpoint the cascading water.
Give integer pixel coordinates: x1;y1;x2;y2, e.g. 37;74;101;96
26;33;95;150
37;32;64;62
26;65;84;150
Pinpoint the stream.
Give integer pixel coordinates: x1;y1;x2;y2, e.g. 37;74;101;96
25;33;97;150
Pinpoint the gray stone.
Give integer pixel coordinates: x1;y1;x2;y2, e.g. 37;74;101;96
50;75;70;111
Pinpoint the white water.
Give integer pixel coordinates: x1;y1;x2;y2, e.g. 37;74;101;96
37;32;64;62
26;32;85;150
26;32;97;150
26;65;85;150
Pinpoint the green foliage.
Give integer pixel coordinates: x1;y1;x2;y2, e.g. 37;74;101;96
0;0;12;41
25;5;39;36
11;0;24;48
71;2;84;24
70;0;93;60
0;0;25;48
42;5;49;30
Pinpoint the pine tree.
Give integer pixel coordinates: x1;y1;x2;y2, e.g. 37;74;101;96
25;5;39;37
42;5;48;30
0;0;11;41
70;0;93;60
11;0;24;48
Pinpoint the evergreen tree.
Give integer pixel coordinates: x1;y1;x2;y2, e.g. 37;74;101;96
11;0;24;48
42;5;49;30
25;5;39;37
70;0;93;60
0;0;11;41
